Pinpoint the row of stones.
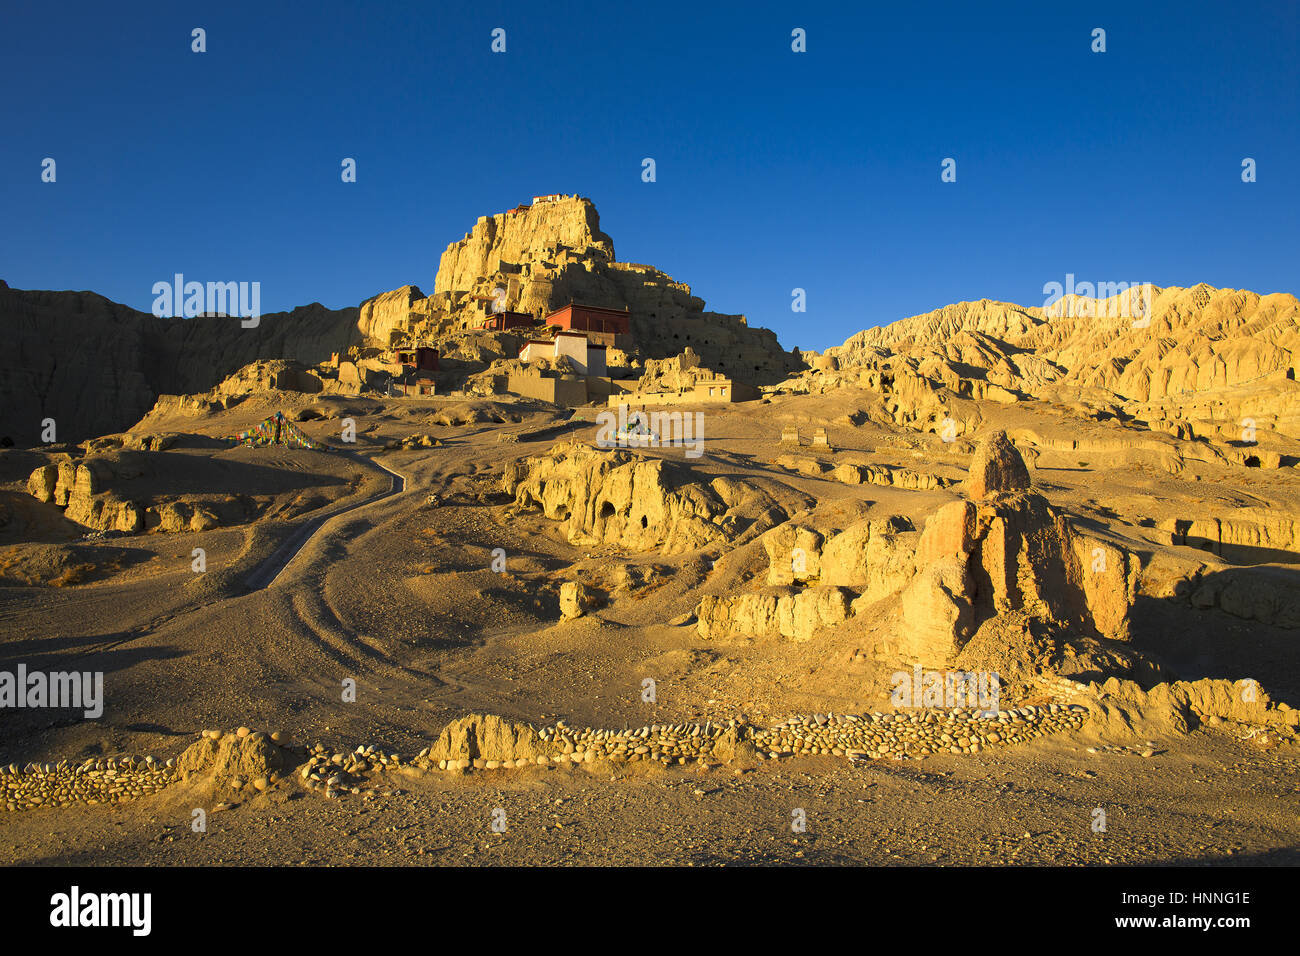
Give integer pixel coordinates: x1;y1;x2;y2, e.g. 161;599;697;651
0;704;1090;809
410;705;1089;772
1;755;176;811
754;704;1090;759
410;719;744;771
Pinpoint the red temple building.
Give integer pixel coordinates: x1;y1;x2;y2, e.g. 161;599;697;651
544;304;631;336
478;311;538;332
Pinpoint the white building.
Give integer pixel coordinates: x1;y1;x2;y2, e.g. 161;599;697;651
519;331;607;377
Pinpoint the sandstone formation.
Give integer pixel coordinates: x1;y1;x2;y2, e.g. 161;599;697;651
25;450;231;534
176;730;294;789
362;197;803;385
774;456;951;490
696;586;854;642
502;442;809;554
1083;677;1299;739
694;432;1137;664
783;286;1299;467
965;430;1031;497
27;455;146;533
426;714;546;764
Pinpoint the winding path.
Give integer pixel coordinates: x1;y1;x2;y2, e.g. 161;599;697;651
243;453;407;591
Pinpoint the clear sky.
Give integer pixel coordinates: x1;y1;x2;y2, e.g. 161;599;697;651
2;0;1296;352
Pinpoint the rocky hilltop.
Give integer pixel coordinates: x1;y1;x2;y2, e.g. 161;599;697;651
360;195;801;385
789;284;1300;448
434;197;615;294
842;285;1298;404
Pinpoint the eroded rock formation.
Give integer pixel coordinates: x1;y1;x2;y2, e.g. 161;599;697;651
694;432;1137;665
782;285;1300;457
501;442;809;554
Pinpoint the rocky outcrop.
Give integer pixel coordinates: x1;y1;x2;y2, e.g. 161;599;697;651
176;730;294;788
27;457;142;533
892;435;1138;661
1083;677;1299;739
426;714;546;764
900;559;975;660
1157;561;1300;629
502;442;808;554
830;461;952;490
1158;510;1300;564
774;455;951;490
422;196;802;385
696;586;853;642
23;443;282;534
965;430;1031;497
435;199;615;297
696;434;1136;660
763;516;918;600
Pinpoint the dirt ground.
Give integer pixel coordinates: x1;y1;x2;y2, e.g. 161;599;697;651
4;727;1298;867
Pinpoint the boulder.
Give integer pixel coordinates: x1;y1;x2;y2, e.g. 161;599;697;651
176;732;292;788
426;714;546;763
559;581;595;619
26;464;58;503
966;430;1031;498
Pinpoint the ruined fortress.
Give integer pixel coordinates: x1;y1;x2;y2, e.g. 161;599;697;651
0;197;801;445
355;195;801;398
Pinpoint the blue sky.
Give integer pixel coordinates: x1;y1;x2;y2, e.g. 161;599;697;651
2;0;1296;351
